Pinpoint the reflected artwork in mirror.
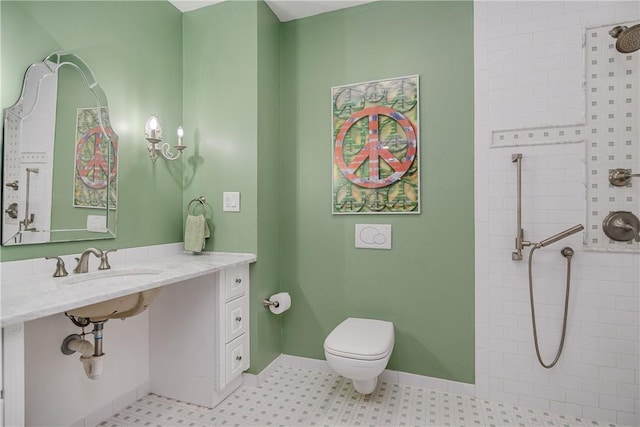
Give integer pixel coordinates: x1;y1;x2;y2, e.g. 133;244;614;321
2;52;118;246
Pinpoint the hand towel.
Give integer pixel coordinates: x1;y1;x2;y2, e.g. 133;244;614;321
204;217;211;239
184;214;206;252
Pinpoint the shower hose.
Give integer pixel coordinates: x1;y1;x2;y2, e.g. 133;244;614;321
527;246;573;369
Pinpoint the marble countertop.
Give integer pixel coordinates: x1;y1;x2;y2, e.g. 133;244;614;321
1;251;256;327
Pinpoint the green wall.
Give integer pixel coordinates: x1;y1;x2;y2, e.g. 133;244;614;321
254;0;284;373
1;0;474;383
0;0;184;262
280;1;475;383
182;0;258;254
181;0;282;373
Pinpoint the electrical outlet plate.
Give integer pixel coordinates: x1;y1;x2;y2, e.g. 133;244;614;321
355;224;392;249
87;215;107;233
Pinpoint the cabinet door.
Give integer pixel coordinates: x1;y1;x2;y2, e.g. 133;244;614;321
225;297;247;343
0;329;3;427
224;266;248;301
225;334;249;382
2;325;24;427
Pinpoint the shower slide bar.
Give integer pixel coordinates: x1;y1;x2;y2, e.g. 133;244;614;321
21;167;39;232
510;153;584;261
511;153;531;260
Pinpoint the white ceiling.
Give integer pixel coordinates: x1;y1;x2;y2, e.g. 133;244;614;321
168;0;378;22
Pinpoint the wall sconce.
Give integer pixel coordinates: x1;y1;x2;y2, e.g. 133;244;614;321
145;115;187;161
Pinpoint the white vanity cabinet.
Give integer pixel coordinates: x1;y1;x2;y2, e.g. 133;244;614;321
2;250;255;425
1;324;25;427
0;329;3;427
219;265;250;390
149;264;250;408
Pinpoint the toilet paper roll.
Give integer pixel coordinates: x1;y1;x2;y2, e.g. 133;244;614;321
268;292;291;315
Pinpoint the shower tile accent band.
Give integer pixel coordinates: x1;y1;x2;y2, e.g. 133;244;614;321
490;24;639;253
585;24;639;252
491;125;586;148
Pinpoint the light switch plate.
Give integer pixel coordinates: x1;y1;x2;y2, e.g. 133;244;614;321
355;224;392;249
223;192;240;212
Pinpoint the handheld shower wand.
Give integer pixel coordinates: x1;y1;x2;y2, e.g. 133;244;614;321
536;224;584;248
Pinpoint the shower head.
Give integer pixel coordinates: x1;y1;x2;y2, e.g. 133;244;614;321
610;24;640;53
538;224;584;248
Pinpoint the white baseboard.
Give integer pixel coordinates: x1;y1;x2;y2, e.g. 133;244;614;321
278;354;336;374
74;382;148;427
243;354;287;387
244;353;476;397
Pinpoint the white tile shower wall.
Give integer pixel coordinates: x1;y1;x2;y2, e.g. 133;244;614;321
475;1;640;426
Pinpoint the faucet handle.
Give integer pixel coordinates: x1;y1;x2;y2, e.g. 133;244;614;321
609;168;640;187
45;256;69;277
98;249;117;270
603;211;640;243
621;220;640;242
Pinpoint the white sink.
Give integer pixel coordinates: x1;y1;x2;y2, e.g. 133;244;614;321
62;268;162;321
66;289;161;321
61;268;161;286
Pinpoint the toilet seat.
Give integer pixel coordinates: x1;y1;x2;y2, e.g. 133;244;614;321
324;318;394;361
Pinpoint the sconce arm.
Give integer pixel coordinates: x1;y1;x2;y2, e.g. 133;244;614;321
147;140;186;162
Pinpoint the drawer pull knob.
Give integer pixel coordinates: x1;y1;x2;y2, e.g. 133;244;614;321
235;316;242;322
236;355;242;361
235;278;242;284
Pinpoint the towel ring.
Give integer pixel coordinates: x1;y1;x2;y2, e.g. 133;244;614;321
187;196;212;217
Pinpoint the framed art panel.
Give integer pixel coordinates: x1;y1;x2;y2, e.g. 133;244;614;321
332;75;420;214
73;107;118;209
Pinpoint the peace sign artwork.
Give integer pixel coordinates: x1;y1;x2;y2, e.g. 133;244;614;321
332;75;420;214
73;107;118;209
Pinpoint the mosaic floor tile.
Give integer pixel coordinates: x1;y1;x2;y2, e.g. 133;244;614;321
100;365;620;427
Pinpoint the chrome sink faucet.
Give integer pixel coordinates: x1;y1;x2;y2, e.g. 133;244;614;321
73;248;103;273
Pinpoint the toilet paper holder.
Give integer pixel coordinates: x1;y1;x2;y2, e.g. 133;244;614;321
262;298;280;308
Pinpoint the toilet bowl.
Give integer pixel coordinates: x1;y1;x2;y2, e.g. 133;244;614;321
324;317;394;394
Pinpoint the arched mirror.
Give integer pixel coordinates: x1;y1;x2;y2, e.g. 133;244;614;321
2;52;117;246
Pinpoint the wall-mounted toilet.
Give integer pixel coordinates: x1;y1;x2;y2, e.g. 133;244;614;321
324;317;394;394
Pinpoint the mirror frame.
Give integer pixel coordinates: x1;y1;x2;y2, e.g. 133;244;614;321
2;52;118;246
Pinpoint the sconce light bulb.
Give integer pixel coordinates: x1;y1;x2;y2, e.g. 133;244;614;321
176;126;184;148
149;117;158;131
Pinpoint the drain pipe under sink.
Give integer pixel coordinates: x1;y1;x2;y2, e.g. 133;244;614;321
61;321;106;380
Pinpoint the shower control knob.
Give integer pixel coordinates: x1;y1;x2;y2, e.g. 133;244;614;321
4;203;18;219
602;211;640;242
609;168;640;187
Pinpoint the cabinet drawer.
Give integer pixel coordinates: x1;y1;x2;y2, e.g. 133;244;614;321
225;297;247;343
225;334;249;382
225;266;248;301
